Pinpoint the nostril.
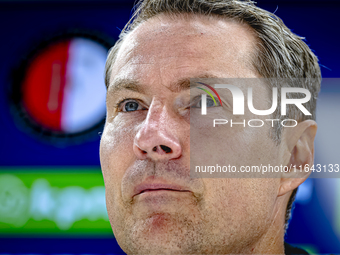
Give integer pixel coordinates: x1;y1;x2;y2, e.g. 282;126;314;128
160;145;172;154
152;146;157;152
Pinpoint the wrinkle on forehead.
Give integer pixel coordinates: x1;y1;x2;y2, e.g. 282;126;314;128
142;12;252;39
134;15;253;56
110;12;258;90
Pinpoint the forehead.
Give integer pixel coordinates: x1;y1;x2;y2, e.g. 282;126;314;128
109;14;258;91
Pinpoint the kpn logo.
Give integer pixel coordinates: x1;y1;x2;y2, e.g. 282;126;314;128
196;81;312;128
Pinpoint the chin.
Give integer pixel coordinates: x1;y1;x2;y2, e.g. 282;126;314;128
117;212;206;255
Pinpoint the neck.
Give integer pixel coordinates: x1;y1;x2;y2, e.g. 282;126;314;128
245;196;287;254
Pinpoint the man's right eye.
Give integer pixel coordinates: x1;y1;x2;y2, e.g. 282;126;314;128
118;99;145;112
125;101;139;112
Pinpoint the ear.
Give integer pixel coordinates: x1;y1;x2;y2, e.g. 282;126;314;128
278;120;317;196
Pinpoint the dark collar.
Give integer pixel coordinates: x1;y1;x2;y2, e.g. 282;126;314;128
284;242;309;255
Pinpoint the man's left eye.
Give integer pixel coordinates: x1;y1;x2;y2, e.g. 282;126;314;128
191;96;217;108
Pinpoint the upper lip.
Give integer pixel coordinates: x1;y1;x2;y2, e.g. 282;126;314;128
133;181;192;198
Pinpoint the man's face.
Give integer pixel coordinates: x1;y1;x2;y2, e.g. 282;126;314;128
100;14;286;254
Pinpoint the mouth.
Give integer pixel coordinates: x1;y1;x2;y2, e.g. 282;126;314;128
133;183;192;198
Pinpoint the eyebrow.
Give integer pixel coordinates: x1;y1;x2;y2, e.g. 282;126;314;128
108;74;221;94
108;78;144;94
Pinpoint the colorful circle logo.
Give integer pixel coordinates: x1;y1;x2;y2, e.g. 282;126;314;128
11;32;112;145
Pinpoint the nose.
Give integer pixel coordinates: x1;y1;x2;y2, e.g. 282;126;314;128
133;102;182;161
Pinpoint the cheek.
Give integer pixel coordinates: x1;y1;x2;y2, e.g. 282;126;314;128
100;119;138;233
100;118;137;194
191;121;279;170
201;179;278;237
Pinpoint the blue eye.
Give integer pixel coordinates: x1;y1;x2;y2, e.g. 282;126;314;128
124;101;140;112
192;96;216;108
206;98;215;107
117;99;147;113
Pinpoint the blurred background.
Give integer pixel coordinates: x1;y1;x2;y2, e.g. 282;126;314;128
0;0;339;254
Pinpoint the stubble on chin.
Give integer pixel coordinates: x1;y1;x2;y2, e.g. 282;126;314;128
118;210;208;255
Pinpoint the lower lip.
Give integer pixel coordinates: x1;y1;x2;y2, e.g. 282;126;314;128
132;190;194;213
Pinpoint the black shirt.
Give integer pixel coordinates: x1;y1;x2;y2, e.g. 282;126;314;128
285;242;309;255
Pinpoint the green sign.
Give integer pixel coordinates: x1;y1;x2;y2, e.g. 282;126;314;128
0;168;112;236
